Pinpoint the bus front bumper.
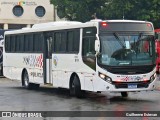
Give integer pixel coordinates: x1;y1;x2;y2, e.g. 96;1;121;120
94;77;158;92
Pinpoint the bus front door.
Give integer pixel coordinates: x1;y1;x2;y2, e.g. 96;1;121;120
43;33;53;84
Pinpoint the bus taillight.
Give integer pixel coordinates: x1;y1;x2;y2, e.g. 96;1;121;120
101;22;108;27
147;23;152;27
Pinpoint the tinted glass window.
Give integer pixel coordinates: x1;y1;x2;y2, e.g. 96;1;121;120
24;35;30;52
67;31;74;52
13;5;24;17
11;36;16;52
33;33;43;52
35;6;46;17
82;27;97;70
5;36;11;52
19;35;24;51
66;29;80;53
16;35;20;52
73;30;80;52
28;34;33;52
54;32;66;52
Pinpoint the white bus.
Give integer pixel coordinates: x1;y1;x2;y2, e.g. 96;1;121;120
3;20;157;97
0;29;12;76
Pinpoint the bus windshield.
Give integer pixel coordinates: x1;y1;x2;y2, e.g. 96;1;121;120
98;34;155;66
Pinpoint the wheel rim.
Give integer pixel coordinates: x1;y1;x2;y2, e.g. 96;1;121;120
24;72;29;87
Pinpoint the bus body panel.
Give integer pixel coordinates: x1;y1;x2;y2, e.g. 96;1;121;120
51;53;95;90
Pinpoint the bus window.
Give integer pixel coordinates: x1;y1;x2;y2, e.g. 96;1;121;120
82;27;97;70
54;31;66;53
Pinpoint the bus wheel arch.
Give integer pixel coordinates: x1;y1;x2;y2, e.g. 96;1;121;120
69;73;84;98
21;69;39;90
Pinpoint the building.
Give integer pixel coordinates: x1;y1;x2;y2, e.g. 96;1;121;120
0;0;60;29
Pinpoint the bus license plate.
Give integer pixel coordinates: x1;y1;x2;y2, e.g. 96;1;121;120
128;84;137;89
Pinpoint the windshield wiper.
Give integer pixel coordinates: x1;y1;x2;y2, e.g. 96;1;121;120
113;32;126;48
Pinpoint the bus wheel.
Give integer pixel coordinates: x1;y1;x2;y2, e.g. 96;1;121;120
121;92;128;97
70;76;84;98
23;71;31;89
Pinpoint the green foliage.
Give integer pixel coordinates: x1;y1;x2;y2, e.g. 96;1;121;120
50;0;160;28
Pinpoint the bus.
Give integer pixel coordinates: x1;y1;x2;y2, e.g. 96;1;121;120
154;29;160;73
0;29;5;76
3;20;157;97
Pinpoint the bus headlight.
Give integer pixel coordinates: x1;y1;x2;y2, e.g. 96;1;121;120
150;73;156;82
99;72;112;83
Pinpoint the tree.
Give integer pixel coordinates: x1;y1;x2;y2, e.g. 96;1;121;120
50;0;160;28
51;0;107;22
101;0;160;28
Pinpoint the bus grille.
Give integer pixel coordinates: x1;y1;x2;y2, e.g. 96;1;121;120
112;81;150;89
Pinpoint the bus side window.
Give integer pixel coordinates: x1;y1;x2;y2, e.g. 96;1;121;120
5;36;11;52
11;36;16;52
82;27;97;70
54;31;66;53
67;29;80;53
82;37;96;57
82;27;97;56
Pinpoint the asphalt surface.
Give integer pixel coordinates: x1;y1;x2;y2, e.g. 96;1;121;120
0;77;160;120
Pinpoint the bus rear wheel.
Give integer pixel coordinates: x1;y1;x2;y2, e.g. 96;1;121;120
22;71;39;90
70;76;84;98
121;92;128;97
22;71;31;89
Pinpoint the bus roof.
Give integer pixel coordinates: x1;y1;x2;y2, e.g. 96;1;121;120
32;21;82;28
105;19;148;23
5;19;153;35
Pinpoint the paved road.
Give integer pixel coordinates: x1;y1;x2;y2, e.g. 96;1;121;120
0;77;160;120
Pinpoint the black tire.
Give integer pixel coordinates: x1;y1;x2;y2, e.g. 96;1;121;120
121;92;128;97
22;71;31;89
0;65;3;76
33;84;40;90
70;76;84;98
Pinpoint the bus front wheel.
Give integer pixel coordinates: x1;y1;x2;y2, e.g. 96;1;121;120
121;92;128;97
70;76;84;98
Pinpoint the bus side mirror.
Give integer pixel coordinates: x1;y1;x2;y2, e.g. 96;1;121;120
95;40;100;52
